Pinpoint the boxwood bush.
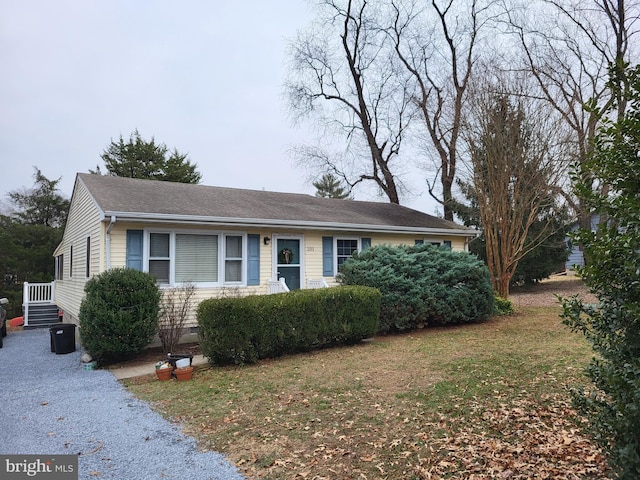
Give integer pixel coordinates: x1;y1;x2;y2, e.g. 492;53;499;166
198;286;380;365
339;243;493;333
79;268;160;364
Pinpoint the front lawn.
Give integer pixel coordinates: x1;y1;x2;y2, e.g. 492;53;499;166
124;306;607;479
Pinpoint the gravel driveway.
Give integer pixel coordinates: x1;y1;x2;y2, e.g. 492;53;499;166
0;328;245;480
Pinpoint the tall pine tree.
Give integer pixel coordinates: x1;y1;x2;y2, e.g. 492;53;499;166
94;129;201;184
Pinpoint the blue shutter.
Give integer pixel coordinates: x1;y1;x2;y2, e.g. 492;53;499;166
361;237;371;250
322;236;334;276
247;234;260;285
126;230;143;271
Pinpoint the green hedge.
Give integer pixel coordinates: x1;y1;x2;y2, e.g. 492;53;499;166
198;286;380;365
79;268;160;365
339;243;494;333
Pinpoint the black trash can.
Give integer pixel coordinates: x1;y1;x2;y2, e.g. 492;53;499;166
51;323;76;354
49;325;57;352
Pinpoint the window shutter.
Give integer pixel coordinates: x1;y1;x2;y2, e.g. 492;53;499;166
361;237;371;250
247;234;260;286
126;230;143;271
322;236;334;276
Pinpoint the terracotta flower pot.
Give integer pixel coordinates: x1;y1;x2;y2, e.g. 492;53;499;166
155;367;173;381
174;366;193;381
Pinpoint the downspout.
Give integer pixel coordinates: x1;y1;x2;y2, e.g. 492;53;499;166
465;231;481;252
105;216;116;269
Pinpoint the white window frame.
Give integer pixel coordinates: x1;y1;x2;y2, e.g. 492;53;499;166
55;254;64;281
148;232;171;284
85;234;91;279
416;238;452;249
335;237;360;273
223;234;244;285
143;229;247;287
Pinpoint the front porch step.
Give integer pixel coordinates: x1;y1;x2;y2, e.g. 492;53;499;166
25;303;60;329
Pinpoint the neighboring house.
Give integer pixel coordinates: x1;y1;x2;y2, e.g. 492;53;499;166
53;173;478;330
565;214;600;271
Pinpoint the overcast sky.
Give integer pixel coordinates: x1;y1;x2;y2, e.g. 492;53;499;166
1;1;439;215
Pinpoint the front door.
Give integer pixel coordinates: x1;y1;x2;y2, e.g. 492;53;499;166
275;237;302;290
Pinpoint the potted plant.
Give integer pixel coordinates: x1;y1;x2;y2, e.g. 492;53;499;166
155;361;173;381
174;366;193;381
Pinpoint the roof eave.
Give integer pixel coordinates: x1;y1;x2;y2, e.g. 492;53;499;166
103;211;479;237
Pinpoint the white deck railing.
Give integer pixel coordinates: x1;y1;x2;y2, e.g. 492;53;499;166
23;282;55;304
267;278;290;294
307;278;329;289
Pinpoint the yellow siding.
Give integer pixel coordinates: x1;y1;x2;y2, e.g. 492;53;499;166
53;179;103;325
56;202;472;330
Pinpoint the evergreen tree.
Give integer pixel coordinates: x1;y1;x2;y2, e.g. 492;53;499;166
1;168;67;317
95;129;201;184
8;167;69;227
313;173;350;199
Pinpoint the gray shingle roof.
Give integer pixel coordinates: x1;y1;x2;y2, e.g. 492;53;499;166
78;173;473;234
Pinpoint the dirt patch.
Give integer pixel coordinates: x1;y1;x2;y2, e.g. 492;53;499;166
509;273;596;307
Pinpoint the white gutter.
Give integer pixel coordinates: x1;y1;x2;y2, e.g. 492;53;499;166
103;211;479;237
105;215;116;269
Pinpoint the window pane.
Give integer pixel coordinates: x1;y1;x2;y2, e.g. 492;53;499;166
226;236;242;258
337;239;358;256
175;234;218;283
337;239;358;272
225;260;242;282
149;260;170;284
150;233;170;257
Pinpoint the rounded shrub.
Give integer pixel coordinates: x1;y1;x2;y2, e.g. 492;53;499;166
339;243;494;333
79;268;161;364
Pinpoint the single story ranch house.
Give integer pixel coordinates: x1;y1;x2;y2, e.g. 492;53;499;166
53;173;478;330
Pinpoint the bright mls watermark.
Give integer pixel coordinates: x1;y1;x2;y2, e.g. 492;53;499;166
1;455;78;479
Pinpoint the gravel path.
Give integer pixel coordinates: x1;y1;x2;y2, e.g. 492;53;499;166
0;328;245;480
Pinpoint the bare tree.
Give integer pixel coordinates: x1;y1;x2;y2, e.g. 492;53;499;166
158;283;196;354
286;0;414;204
462;74;568;297
506;0;639;230
390;0;496;220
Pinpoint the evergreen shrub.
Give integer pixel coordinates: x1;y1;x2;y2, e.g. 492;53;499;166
493;295;514;316
198;286;380;365
339;243;493;333
560;64;640;477
79;268;160;364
